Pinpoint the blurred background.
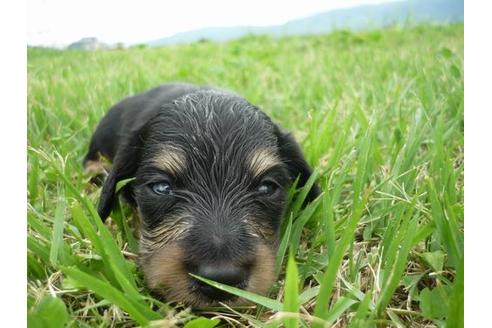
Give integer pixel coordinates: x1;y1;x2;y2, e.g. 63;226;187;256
27;0;463;49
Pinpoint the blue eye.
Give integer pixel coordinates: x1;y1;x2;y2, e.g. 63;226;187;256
150;181;173;195
257;180;279;196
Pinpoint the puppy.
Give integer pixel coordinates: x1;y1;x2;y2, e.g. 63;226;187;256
84;83;319;306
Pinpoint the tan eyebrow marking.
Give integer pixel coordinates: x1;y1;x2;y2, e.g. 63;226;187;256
249;148;281;178
151;145;186;176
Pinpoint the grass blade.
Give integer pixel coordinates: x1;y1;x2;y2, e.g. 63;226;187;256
61;266;160;325
289;195;323;255
275;213;293;277
28;295;69;328
375;216;418;316
283;252;300;328
325;297;358;326
184;317;220;328
313;191;368;326
190;274;283;311
321;181;336;260
446;256;464;328
28;236;50;264
428;179;461;268
49;187;66;266
290;169;320;217
71;203;140;300
349;291;373;328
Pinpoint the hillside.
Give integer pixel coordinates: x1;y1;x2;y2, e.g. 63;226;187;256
148;0;463;46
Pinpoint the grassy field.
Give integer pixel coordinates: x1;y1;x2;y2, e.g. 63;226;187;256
27;24;464;327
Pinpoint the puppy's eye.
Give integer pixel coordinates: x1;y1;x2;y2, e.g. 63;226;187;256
150;181;173;195
257;180;279;196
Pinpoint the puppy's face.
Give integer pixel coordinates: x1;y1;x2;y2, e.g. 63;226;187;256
134;93;288;306
97;90;319;306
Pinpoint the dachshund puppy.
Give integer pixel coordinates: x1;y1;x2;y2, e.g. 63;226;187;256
84;83;319;306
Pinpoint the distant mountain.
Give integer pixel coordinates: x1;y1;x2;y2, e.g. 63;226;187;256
147;0;463;46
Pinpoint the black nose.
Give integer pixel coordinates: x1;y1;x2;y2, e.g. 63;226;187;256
193;264;249;301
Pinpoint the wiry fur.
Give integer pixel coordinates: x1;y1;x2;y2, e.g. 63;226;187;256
151;145;187;176
84;83;320;306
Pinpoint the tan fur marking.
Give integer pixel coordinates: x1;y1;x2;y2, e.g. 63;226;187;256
248;218;276;241
151;145;186;176
138;210;192;263
84;160;108;176
247;242;276;297
141;244;198;305
249;148;281;178
140;219;191;252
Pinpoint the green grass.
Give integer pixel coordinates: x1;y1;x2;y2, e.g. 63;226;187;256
27;24;464;327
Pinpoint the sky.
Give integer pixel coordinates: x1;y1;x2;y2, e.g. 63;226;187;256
27;0;397;47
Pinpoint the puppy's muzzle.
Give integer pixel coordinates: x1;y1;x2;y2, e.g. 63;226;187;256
187;261;252;301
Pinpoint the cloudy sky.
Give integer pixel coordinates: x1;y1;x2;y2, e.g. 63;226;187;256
27;0;397;47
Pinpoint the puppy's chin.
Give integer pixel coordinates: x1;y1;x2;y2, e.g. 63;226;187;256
140;242;276;307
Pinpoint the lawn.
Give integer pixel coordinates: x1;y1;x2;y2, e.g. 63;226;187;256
27;24;464;327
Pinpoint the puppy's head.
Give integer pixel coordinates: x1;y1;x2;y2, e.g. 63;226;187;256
98;90;319;306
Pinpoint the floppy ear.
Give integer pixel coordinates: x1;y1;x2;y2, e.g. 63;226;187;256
97;126;146;221
275;126;320;204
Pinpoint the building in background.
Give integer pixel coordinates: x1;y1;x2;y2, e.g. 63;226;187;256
68;37;108;50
